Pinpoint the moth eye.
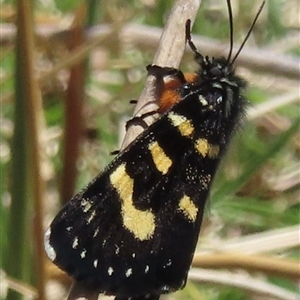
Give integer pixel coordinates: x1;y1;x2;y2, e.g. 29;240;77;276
181;84;191;96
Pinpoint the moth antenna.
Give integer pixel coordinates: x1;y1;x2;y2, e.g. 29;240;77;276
185;19;204;64
231;0;266;64
226;0;234;64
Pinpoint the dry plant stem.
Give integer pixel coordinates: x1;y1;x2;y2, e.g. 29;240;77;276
2;23;299;105
2;23;299;79
60;6;86;204
120;25;300;80
121;0;201;149
192;253;300;279
188;269;298;300
3;274;38;299
16;1;46;299
199;225;300;254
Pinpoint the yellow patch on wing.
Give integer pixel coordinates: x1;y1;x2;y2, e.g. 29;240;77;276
110;163;155;241
195;138;219;158
195;138;209;157
168;112;194;137
178;195;198;222
148;141;172;175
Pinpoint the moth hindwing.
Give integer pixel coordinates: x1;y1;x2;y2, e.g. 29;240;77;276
44;1;265;299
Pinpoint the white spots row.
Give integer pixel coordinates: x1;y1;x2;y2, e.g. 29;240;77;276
101;264;150;277
115;245;120;255
44;228;57;261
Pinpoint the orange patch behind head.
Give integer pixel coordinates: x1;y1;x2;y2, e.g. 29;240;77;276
158;73;199;113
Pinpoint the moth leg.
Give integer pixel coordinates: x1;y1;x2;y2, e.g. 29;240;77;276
126;110;159;131
110;149;120;155
147;64;186;84
129;99;138;104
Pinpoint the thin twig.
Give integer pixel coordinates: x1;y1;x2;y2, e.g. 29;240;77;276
188;269;299;300
192;252;300;279
16;1;46;299
3;273;38;299
2;23;299;105
2;22;299;79
121;0;202;149
197;225;300;254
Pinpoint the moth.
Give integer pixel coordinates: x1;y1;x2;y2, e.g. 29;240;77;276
45;1;265;299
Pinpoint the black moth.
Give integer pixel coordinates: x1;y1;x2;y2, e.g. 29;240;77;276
45;1;265;299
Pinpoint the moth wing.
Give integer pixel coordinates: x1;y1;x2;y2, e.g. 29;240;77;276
46;99;214;297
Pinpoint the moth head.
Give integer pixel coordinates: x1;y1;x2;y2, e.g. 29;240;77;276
200;56;233;81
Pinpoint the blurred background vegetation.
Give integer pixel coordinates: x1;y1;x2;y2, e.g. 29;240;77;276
0;0;299;299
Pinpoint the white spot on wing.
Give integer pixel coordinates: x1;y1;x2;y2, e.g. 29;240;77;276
93;228;99;237
87;210;96;224
108;267;114;276
44;227;56;261
80;249;87;258
72;237;79;249
93;259;98;268
145;265;149;273
125;268;132;277
163;259;172;269
161;285;170;292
